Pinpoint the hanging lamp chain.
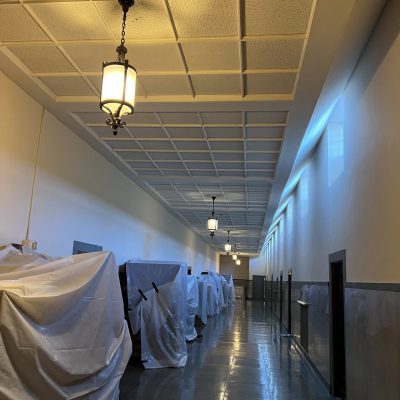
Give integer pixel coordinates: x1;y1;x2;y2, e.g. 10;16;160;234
116;8;128;62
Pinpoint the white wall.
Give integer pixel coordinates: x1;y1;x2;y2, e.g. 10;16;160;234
251;1;400;283
0;71;217;274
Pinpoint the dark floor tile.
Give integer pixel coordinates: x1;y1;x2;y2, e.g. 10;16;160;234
120;302;330;400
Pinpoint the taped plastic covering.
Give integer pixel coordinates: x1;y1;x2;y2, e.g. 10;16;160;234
125;260;187;369
220;275;230;306
209;271;225;310
223;274;236;305
197;280;208;325
0;244;132;400
185;275;199;341
198;273;219;316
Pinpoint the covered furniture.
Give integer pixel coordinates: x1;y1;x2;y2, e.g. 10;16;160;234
222;274;236;305
185;275;199;342
0;244;131;400
125;260;188;369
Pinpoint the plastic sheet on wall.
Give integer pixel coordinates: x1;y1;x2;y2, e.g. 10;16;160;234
185;275;199;341
125;260;187;369
0;244;132;400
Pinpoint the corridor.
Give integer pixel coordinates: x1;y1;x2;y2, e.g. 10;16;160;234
120;302;329;400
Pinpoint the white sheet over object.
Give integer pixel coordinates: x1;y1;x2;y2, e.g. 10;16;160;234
198;273;219;316
126;260;187;335
185;275;199;341
223;274;236;304
141;281;187;369
0;245;132;400
209;272;225;310
125;260;187;369
197;280;208;325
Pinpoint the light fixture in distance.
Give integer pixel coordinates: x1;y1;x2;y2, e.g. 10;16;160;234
224;230;232;253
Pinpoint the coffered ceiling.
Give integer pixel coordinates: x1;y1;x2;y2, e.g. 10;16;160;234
0;0;385;254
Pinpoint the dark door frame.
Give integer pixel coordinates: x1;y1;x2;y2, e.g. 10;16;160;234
329;250;347;399
279;271;283;322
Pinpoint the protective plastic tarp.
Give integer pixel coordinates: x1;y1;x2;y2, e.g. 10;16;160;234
208;271;225;310
220;275;230;306
185;275;199;341
198;273;219;317
222;274;236;304
125;260;187;369
196;280;208;325
0;244;132;400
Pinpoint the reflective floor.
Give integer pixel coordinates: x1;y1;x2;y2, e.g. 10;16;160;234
120;301;330;400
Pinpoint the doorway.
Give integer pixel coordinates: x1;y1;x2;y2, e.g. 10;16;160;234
329;250;346;398
253;275;265;300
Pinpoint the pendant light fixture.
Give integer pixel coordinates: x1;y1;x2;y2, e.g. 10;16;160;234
235;258;241;266
100;0;137;136
207;196;218;238
232;245;238;260
224;230;232;254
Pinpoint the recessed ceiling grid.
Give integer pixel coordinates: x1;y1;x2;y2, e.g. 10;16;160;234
0;0;317;253
79;110;282;252
0;0;313;100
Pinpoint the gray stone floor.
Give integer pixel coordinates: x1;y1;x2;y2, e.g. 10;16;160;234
120;301;330;399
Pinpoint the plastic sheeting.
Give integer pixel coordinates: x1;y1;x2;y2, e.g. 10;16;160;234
125;260;187;369
209;271;225;310
222;274;236;305
0;244;132;400
185;275;199;341
198;273;219;317
196;280;208;325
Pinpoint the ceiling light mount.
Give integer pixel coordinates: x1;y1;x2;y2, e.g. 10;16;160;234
207;196;218;238
224;230;232;254
100;0;137;135
232;245;238;260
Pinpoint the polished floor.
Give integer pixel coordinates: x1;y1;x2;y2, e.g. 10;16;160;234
120;301;330;400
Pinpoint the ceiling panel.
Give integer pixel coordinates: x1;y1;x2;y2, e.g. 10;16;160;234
201;112;243;124
95;0;175;39
130;127;167;139
192;74;241;95
244;0;313;35
246;72;296;95
245;39;304;69
206;127;243;139
0;4;49;42
30;2;111;41
182;41;240;71
246;126;285;138
168;0;238;37
167;127;205;138
246;111;287;124
159;112;200;124
9;46;75;73
139;75;192;96
38;76;95;96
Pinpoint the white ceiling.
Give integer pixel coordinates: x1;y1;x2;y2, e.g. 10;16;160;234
0;0;386;254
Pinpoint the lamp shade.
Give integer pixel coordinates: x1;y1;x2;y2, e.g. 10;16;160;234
232;253;238;261
101;61;136;118
224;243;232;252
235;259;241;266
207;217;218;231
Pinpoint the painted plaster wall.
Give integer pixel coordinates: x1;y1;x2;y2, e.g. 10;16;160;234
0;71;217;274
